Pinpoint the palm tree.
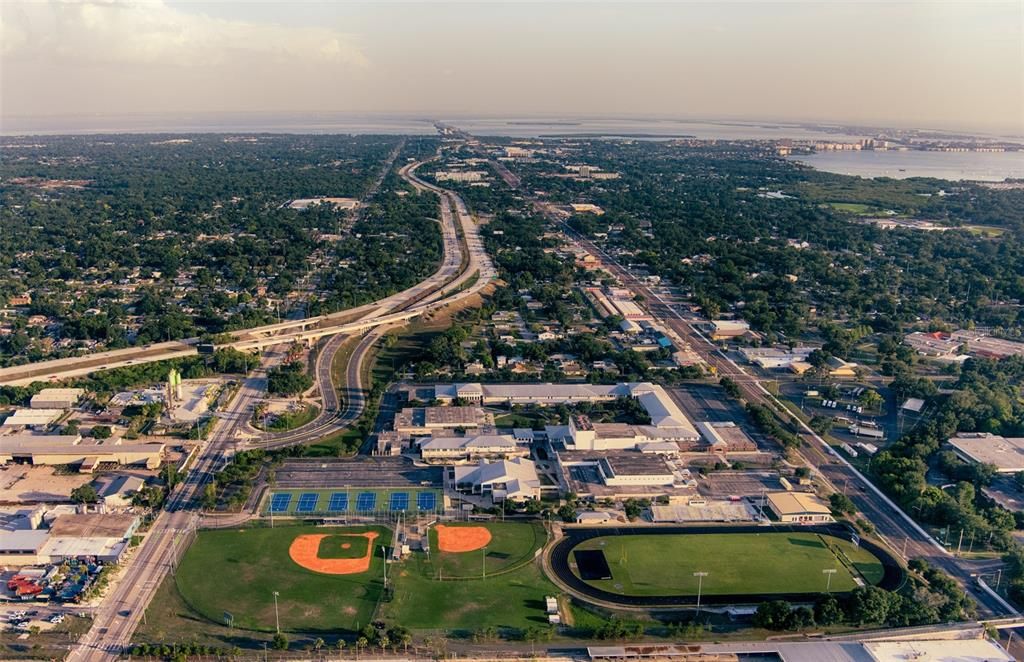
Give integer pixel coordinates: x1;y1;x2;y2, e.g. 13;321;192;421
313;637;325;658
377;636;390;656
356;637;368;660
336;639;347;657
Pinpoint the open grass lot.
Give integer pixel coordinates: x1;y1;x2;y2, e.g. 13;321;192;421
382;554;556;633
175;525;389;633
569;532;883;597
826;202;875;214
378;521;552;633
263;487;443;516
427;521;546;578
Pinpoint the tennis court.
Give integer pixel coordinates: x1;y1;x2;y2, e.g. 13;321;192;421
328;493;349;511
269;493;292;513
296;493;319;513
263;487;443;516
356;492;377;512
417;492;436;510
389;493;410;511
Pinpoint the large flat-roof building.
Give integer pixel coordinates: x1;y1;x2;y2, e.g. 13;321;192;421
0;513;139;566
394;406;494;436
0;434;164;471
948;433;1024;473
2;409;64;428
431;382;700;448
30;388;85;410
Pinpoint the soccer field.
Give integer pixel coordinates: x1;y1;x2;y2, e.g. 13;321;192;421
175;525;389;632
263;487;442;516
569;532;884;597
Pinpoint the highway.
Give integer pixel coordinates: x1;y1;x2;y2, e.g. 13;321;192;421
63;148;495;660
478;141;1017;619
0;156;494;387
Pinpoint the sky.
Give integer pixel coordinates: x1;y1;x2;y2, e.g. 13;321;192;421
1;1;1022;134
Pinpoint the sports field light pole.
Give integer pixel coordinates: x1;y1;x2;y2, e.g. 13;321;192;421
482;546;488;579
272;591;280;634
823;568;837;594
693;571;708;617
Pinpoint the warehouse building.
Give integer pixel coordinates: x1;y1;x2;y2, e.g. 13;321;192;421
948;433;1024;473
30;388;85;410
0;434;165;471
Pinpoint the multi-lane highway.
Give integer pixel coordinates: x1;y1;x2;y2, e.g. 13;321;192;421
64;149;495;660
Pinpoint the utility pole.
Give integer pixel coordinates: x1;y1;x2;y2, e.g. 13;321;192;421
693;571;709;618
823;568;837;594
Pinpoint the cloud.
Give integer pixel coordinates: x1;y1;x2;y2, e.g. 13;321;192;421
1;0;367;68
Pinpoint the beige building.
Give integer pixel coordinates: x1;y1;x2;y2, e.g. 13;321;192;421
0;434;164;472
766;491;834;524
30;388;85;410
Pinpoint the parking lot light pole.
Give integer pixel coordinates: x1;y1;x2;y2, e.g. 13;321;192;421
823;568;837;594
273;591;280;633
693;571;709;617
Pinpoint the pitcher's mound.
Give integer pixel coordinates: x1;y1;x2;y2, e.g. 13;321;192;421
289;531;378;575
436;524;491;553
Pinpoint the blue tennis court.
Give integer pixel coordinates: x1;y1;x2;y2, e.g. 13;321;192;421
417;492;436;510
296;493;319;513
389;492;409;511
327;493;349;512
355;492;377;511
269;493;292;513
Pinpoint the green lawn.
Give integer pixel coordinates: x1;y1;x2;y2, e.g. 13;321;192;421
382;554;555;632
570;532;883;597
825;202;875;214
263;488;443;516
426;521;545;579
379;521;552;633
175;525;389;633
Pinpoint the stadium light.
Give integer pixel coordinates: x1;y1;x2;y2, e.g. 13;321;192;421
272;591;280;633
822;568;837;594
693;571;709;617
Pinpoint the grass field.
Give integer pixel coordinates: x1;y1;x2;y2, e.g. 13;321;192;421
175;525;389;633
426;521;546;579
262;488;443;516
380;521;554;632
569;532;884;597
826;202;875;214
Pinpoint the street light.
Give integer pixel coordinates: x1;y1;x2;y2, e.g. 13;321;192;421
693;571;709;617
823;568;837;594
272;591;280;634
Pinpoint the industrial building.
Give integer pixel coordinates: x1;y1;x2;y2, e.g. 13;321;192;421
739;347;815;369
0;513;139;566
2;409;64;428
30;388;85;410
948;433;1024;473
0;434;165;471
394;406;494;436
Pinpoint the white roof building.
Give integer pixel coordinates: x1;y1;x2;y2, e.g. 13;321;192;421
30;388;85;410
3;409;63;428
452;458;540;503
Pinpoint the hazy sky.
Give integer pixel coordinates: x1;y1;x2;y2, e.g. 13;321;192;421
1;1;1021;133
